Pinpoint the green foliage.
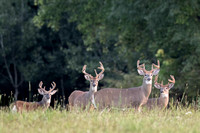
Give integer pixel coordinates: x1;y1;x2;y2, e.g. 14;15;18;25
1;0;200;104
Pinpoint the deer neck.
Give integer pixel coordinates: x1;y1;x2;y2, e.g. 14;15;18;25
159;94;169;108
89;86;97;99
39;98;51;108
160;93;169;99
141;79;152;98
89;84;97;108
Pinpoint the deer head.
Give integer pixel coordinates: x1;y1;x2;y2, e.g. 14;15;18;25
38;81;58;104
154;75;175;97
137;60;160;84
82;62;104;92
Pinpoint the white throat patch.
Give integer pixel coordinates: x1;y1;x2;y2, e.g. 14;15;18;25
46;99;51;104
145;80;152;84
91;86;97;92
161;94;168;98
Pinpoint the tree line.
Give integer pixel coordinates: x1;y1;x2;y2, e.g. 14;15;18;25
0;0;200;107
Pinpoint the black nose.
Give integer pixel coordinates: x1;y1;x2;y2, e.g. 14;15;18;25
147;78;151;81
160;91;164;93
93;84;96;87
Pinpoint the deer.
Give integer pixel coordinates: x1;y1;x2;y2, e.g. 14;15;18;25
144;75;175;110
12;81;57;113
68;62;104;110
94;60;160;112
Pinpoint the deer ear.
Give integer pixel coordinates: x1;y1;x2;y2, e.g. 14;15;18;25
152;69;160;75
38;89;45;95
168;83;174;89
154;84;161;89
50;90;58;95
98;74;104;80
137;69;145;75
84;75;91;80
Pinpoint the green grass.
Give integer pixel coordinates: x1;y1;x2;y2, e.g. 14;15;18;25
0;108;200;133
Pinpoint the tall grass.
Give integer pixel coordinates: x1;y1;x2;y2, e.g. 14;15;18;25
1;106;200;133
1;83;200;133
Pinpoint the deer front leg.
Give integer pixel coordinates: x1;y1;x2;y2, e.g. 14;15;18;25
91;95;97;109
135;104;142;113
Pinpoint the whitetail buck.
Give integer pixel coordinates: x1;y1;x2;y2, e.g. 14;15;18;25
145;75;175;110
68;62;104;110
94;60;160;111
12;81;57;113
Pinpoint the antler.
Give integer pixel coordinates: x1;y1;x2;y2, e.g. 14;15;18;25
154;75;162;86
48;81;56;92
151;60;160;71
168;75;175;84
82;65;92;78
154;75;158;83
95;62;104;78
39;81;46;90
137;60;147;72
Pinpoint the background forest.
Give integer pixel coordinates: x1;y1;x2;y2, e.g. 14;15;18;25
0;0;200;108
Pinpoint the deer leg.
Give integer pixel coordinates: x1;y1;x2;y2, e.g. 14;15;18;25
135;105;142;113
91;95;97;109
138;107;141;113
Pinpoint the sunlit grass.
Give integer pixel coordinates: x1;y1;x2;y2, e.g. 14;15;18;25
0;107;200;133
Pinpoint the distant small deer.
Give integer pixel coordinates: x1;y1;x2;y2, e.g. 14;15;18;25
12;81;57;113
145;75;175;110
94;60;160;111
68;62;104;110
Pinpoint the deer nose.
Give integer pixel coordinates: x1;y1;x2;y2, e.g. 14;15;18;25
93;83;96;87
147;78;151;81
160;90;164;93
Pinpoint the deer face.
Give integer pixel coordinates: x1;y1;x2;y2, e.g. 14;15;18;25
42;92;51;103
143;71;159;84
84;74;104;92
137;60;160;85
82;62;105;92
154;75;175;98
159;85;169;95
38;89;58;103
38;81;58;104
154;84;172;98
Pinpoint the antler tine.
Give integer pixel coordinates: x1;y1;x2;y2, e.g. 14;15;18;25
154;75;162;87
152;60;160;69
161;81;163;85
39;81;46;90
168;75;175;84
137;60;147;72
49;81;56;92
94;69;98;77
96;61;105;78
154;75;158;83
137;60;141;69
151;60;160;72
82;65;92;77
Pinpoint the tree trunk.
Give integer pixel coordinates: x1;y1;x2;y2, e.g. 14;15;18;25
14;87;19;101
61;77;65;108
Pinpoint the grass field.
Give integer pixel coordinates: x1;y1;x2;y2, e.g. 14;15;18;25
0;107;200;133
